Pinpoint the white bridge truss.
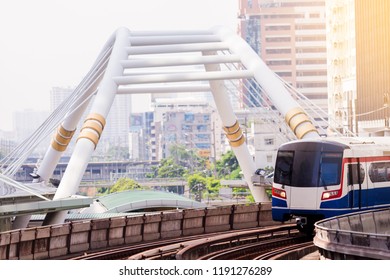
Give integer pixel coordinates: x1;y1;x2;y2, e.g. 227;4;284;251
1;26;324;227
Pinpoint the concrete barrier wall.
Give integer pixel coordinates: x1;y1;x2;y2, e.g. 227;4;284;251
314;208;390;260
0;203;277;260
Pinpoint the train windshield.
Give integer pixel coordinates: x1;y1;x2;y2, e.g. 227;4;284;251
274;149;343;188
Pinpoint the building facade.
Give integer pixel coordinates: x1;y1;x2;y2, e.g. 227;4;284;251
326;0;390;136
326;0;356;135
354;0;390;135
152;98;224;162
13;109;50;155
238;0;328;113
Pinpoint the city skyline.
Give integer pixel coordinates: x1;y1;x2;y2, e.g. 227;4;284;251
0;0;238;131
1;0;389;137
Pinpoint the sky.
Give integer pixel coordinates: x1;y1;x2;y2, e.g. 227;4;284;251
0;0;239;131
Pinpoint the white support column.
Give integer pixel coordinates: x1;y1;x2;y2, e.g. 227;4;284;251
33;35;114;184
43;27;131;225
36;98;91;182
202;50;268;202
213;27;320;140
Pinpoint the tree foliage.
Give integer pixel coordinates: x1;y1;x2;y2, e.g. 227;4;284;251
215;150;241;179
150;144;209;178
107;177;143;194
187;173;207;202
157;157;187;178
169;144;207;174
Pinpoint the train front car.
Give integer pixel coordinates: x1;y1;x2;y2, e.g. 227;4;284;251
271;139;348;233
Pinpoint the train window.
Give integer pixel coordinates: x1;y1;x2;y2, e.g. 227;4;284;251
347;164;365;185
369;162;390;183
274;151;294;185
319;153;343;186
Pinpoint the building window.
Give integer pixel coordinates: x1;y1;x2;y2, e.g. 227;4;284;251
264;138;274;145
265;25;290;31
276;72;292;77
266;48;291;54
266;36;291;43
266;60;292;66
197;125;207;132
182;124;192;132
184;113;194;122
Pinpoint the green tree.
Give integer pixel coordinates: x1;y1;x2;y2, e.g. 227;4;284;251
187;173;207;202
169;144;207;174
149;144;210;179
215;150;241;179
108;177;142;194
157;158;187;178
205;177;221;201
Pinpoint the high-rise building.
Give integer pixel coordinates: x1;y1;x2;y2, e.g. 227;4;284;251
326;0;390;136
13;109;50;155
238;0;328;113
355;0;390;135
0;130;16;158
129;112;154;161
152;98;224;162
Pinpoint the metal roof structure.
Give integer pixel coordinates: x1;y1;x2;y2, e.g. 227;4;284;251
81;190;206;214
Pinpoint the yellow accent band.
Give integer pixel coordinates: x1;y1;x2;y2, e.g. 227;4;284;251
51;139;68;152
58;125;76;138
81;120;103;138
77;130;99;149
295;122;318;139
285;107;305;125
229;134;246;147
51;125;76;152
223;121;240;134
289;113;310;134
85;113;106;129
226;127;243;142
285;107;319;139
223;121;246;147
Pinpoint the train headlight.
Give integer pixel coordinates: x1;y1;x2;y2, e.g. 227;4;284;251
321;190;340;200
272;187;287;199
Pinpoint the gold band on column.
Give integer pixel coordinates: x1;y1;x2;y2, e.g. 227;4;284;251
85;113;106;129
223;121;240;134
223;120;246;148
229;134;246;147
295;122;317;139
77;130;100;149
51;125;76;152
285;107;318;139
76;113;106;149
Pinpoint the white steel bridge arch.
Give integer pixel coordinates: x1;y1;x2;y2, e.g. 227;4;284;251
6;26;320;227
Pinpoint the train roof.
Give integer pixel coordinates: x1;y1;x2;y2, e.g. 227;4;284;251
279;137;390;157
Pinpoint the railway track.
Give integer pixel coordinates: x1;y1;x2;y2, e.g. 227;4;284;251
69;224;314;260
254;241;316;260
67;226;284;260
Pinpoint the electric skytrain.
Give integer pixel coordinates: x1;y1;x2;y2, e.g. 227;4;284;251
271;137;390;232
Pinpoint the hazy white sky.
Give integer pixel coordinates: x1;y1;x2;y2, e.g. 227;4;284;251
0;0;238;130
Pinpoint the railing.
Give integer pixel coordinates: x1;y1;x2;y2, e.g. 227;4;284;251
0;203;278;260
314;208;390;259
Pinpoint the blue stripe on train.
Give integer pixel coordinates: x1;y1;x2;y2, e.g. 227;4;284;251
271;186;390;222
272;205;390;222
320;186;390;209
